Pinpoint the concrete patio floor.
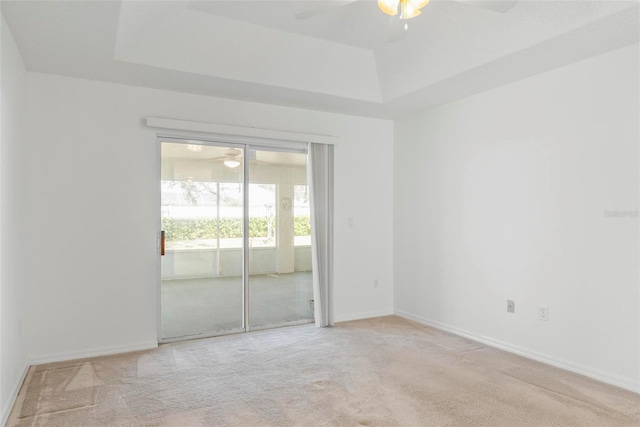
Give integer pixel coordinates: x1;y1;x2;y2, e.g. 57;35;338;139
161;271;313;339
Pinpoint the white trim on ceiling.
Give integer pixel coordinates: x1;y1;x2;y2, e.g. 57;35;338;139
146;117;337;146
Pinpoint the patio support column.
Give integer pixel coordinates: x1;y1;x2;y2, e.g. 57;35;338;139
275;183;295;274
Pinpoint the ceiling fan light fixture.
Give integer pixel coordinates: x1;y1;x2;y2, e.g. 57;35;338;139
378;0;400;16
380;0;429;20
401;4;421;19
224;158;241;168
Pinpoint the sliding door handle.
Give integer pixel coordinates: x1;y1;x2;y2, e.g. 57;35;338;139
160;230;165;256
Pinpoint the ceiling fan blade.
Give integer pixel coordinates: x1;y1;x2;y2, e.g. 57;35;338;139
294;0;359;20
456;0;517;13
386;16;407;44
195;155;226;163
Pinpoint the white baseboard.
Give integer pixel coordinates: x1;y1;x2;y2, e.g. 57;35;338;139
28;341;159;366
335;309;394;323
1;361;29;427
395;310;640;394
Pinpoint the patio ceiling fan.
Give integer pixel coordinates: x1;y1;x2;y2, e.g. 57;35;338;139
295;0;518;42
199;148;244;169
201;148;270;169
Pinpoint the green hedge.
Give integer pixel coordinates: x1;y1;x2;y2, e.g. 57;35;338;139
294;216;310;237
162;216;310;241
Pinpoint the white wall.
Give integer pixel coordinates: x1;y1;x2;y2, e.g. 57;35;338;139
394;43;639;392
0;12;28;424
23;73;394;362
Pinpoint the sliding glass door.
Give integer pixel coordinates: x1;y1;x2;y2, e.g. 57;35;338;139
248;149;314;329
159;140;313;341
160;142;245;339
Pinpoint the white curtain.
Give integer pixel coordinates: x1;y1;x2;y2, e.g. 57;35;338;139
308;143;334;327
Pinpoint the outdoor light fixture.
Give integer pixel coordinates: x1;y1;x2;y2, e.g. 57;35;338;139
378;0;430;29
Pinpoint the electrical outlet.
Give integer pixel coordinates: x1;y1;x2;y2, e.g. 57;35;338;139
507;299;515;313
538;306;549;321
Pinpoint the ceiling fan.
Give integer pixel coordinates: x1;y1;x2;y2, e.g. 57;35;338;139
295;0;518;42
198;148;244;169
200;149;271;169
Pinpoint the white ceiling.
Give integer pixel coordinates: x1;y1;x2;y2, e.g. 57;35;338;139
2;0;638;119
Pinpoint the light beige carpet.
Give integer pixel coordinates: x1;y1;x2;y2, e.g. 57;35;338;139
7;316;640;426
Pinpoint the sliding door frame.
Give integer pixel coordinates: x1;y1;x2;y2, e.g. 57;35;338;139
242;143;250;334
156;135;308;343
157;137;247;343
